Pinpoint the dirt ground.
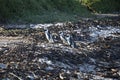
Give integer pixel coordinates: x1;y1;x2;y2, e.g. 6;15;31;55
0;18;120;80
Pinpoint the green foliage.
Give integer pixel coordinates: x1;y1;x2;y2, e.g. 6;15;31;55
0;0;92;23
81;0;120;13
0;0;120;23
0;0;24;21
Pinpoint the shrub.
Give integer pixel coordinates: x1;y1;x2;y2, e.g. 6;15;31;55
81;0;120;13
0;0;91;23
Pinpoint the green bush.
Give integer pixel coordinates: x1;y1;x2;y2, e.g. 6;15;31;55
81;0;120;13
0;0;91;23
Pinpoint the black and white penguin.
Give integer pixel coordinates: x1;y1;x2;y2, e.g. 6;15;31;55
59;31;67;44
66;34;76;48
44;28;54;43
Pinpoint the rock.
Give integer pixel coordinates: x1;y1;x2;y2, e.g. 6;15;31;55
0;63;7;69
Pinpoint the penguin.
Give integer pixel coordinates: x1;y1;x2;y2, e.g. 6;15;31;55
66;34;76;48
59;31;67;44
44;28;54;43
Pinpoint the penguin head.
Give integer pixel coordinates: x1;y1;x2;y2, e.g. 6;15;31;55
59;31;64;36
66;34;71;39
44;27;48;31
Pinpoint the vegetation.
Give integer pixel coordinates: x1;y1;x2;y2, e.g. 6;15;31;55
81;0;120;13
0;0;91;23
0;0;120;23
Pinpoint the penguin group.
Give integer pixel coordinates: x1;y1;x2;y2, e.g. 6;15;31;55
59;31;76;48
44;27;77;48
